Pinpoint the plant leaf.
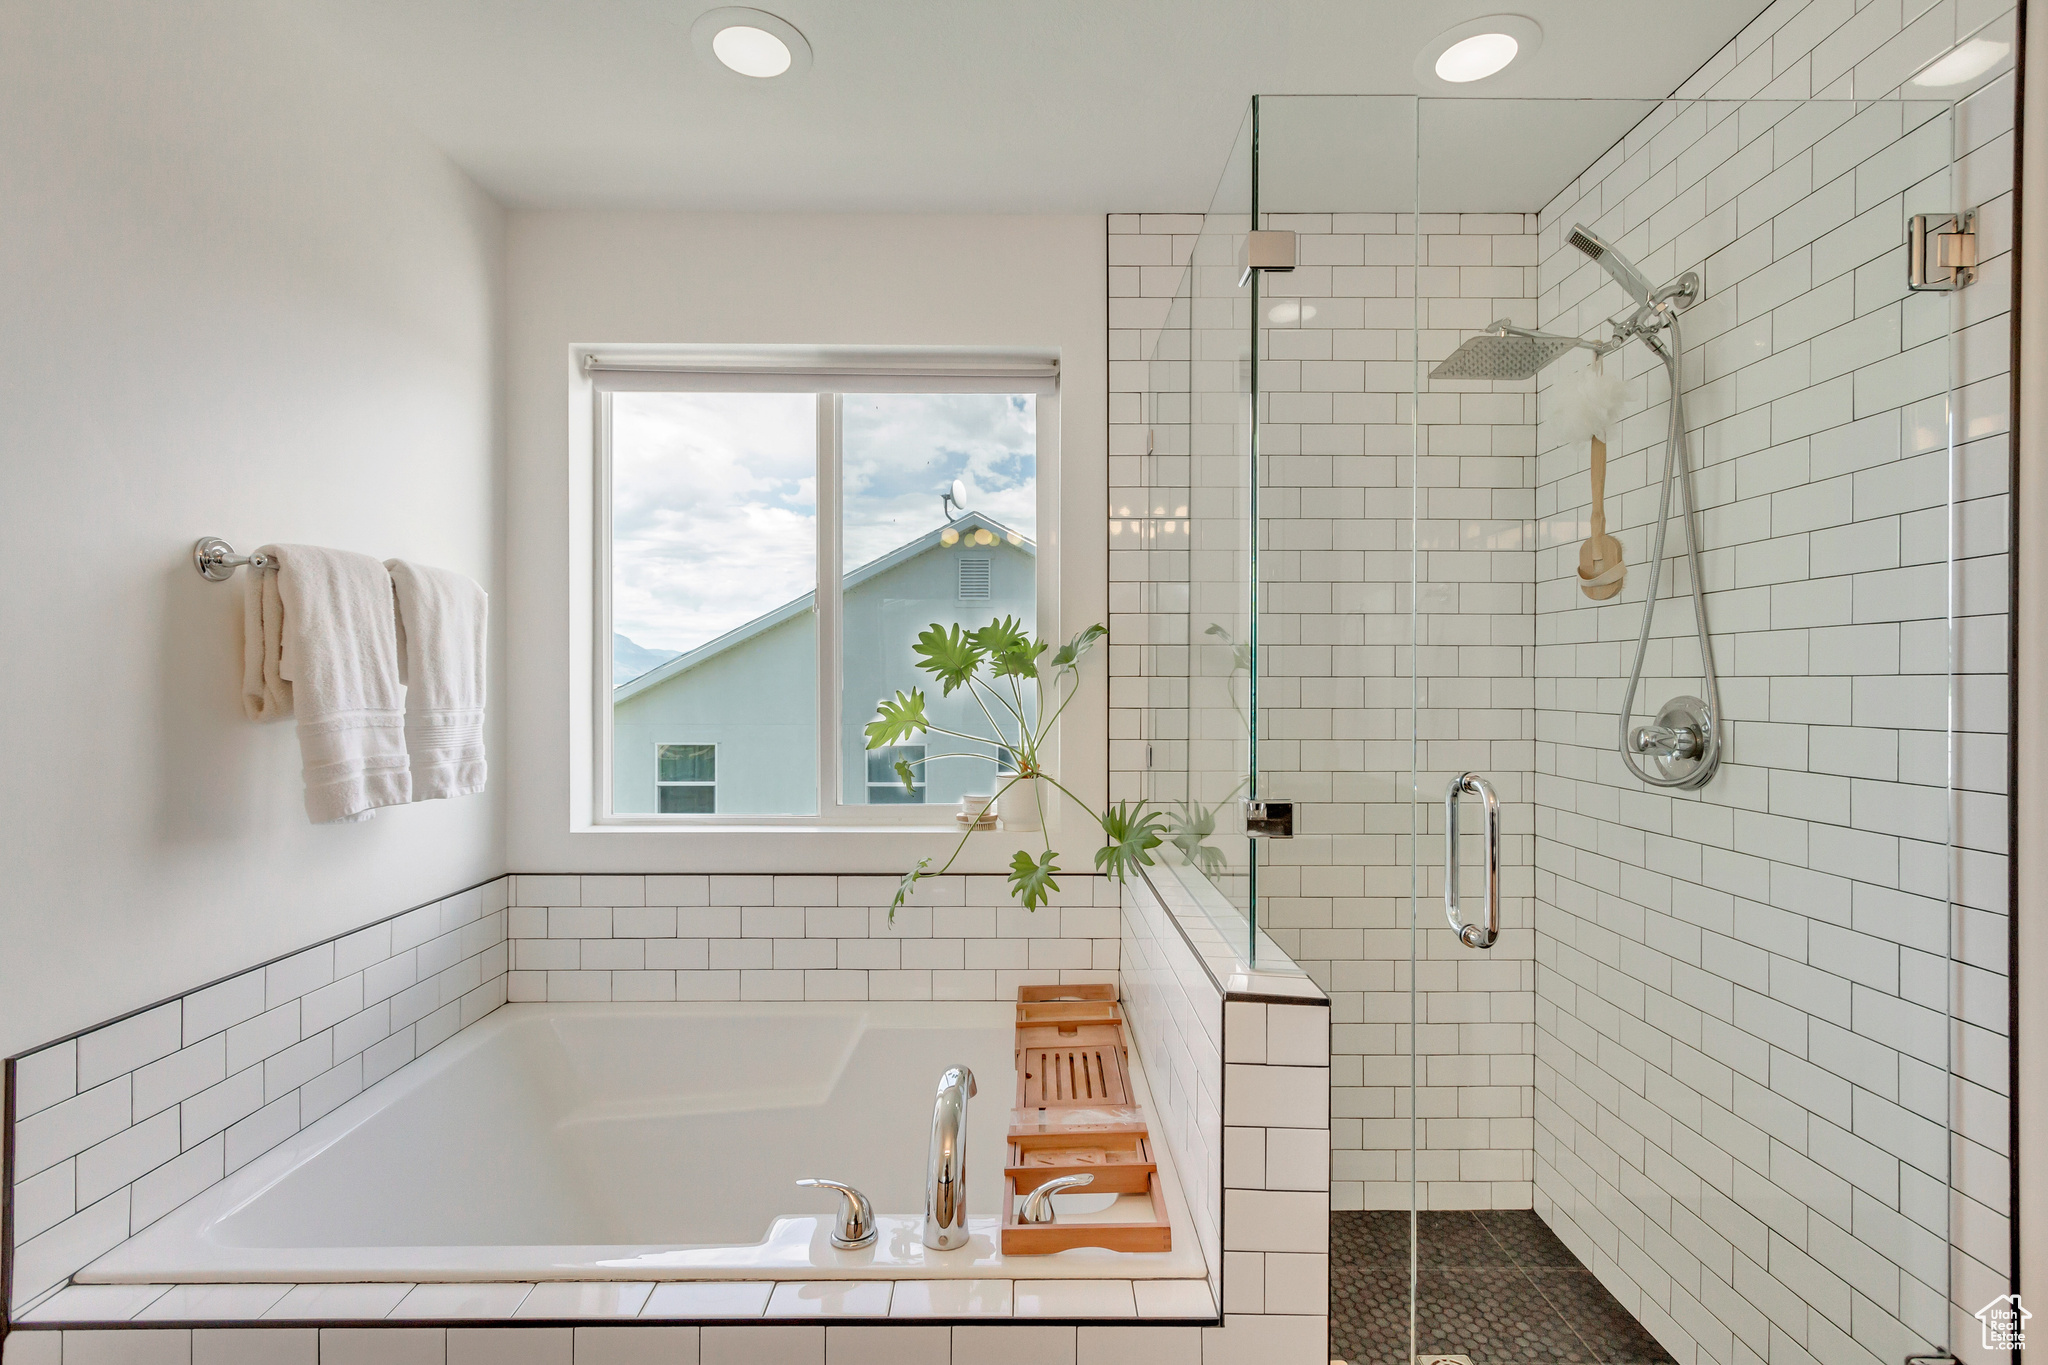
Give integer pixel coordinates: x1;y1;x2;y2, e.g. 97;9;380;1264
890;857;932;923
865;688;929;749
1094;800;1165;882
893;758;918;794
1006;848;1061;912
1051;623;1109;669
912;623;985;695
974;616;1045;680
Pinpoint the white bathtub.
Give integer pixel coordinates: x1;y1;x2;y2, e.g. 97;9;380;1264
80;1002;1207;1284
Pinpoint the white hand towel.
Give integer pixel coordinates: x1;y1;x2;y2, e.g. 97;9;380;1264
243;544;412;823
384;559;488;801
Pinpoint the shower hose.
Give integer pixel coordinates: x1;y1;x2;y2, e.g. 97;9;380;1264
1620;319;1723;788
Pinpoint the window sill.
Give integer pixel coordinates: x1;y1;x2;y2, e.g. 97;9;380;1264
582;819;1001;835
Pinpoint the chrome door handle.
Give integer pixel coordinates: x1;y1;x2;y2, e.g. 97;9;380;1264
1444;772;1500;950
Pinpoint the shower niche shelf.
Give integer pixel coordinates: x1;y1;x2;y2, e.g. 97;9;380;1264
1001;984;1172;1255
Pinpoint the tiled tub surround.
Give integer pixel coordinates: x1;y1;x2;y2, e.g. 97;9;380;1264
1121;868;1334;1364
504;873;1122;1005
1;868;1345;1365
75;1001;1209;1284
6;878;513;1313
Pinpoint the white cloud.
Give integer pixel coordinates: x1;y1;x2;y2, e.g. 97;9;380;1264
613;391;1037;654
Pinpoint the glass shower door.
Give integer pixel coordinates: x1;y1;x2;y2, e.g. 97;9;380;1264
1139;107;1273;962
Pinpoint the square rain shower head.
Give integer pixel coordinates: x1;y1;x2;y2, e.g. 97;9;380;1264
1428;329;1579;381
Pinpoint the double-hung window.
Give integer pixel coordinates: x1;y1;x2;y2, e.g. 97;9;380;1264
592;347;1057;824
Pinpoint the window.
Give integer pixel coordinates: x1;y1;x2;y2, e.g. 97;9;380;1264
592;348;1056;824
866;745;926;804
656;743;716;813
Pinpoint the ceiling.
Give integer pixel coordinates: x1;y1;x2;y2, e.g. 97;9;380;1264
294;0;1777;213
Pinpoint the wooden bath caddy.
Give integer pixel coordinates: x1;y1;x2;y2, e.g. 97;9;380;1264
1001;984;1172;1255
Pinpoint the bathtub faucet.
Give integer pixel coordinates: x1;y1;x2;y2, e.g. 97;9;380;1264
922;1064;977;1250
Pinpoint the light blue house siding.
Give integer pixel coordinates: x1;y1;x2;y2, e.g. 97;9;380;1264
612;516;1034;816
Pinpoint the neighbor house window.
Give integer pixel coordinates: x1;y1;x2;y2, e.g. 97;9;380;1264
656;743;716;813
592;348;1055;822
866;745;926;804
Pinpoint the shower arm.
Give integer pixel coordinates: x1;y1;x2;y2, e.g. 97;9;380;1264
1617;321;1724;789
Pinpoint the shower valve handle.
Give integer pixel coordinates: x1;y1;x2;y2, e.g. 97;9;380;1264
1630;724;1702;760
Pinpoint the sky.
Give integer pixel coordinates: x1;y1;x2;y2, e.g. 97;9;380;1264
612;391;1036;656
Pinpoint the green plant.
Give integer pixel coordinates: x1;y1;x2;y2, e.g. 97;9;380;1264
867;618;1163;917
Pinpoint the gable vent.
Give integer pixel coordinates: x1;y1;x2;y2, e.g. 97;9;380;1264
958;557;991;599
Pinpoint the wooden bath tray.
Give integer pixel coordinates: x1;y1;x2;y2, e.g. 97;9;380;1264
1001;985;1171;1254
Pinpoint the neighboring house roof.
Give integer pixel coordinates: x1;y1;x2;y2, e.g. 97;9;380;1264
614;511;1034;702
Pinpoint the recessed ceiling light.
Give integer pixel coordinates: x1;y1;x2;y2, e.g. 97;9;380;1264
1436;33;1519;82
713;26;791;77
1414;15;1542;88
691;7;813;81
1911;37;2010;87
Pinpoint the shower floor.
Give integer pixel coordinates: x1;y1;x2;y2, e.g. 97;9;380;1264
1330;1212;1675;1365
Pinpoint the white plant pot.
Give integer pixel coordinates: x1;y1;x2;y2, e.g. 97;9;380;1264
1001;776;1043;832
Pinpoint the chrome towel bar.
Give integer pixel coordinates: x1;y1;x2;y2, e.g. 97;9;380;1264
193;537;278;581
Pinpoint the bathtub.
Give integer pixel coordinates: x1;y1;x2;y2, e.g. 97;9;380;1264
79;1002;1208;1284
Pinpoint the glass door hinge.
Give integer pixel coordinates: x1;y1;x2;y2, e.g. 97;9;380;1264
1237;230;1297;287
1908;212;1976;291
1243;798;1293;838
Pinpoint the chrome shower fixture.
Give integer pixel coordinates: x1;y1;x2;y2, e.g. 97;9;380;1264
1567;223;1656;305
1428;319;1612;381
1567;223;1701;330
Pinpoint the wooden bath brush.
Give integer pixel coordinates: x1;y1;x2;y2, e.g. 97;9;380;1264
1560;358;1629;601
1578;434;1626;599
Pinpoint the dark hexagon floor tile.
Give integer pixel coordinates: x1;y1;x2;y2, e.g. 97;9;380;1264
1332;1211;1520;1269
1526;1270;1675;1365
1474;1210;1584;1269
1332;1268;1611;1365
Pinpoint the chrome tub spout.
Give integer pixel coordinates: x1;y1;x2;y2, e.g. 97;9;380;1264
923;1064;977;1250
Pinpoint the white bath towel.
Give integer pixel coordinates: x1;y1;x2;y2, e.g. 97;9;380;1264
241;544;411;823
384;559;488;801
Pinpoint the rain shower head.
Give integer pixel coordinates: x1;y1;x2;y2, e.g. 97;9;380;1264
1567;224;1655;307
1429;320;1582;381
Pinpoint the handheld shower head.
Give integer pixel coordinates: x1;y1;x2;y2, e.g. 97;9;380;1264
1568;224;1655;307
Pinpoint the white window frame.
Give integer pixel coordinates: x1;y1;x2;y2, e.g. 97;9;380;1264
586;345;1060;829
654;742;717;813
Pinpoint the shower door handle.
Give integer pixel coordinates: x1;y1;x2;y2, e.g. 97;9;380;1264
1444;773;1500;950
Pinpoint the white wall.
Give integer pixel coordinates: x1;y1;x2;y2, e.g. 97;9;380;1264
0;0;506;1057
505;211;1108;872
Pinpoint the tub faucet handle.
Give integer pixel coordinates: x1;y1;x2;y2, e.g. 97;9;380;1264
796;1179;877;1249
1018;1173;1094;1225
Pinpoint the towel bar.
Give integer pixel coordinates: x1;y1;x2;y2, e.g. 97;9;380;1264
193;537;278;581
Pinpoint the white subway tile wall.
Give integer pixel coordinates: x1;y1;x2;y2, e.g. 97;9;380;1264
1530;35;2015;1365
7;1316;1334;1365
7;879;512;1310
503;874;1122;1004
1113;209;1543;1214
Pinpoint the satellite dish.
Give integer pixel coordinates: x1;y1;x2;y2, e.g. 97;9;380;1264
950;479;967;505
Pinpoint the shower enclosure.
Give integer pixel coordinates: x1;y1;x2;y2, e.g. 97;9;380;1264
1131;89;2003;1365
